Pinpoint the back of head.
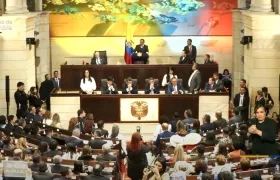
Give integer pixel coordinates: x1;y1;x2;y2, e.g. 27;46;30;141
222;127;229;135
33;153;41;164
86;113;94;120
204;114;211;123
72;128;81;137
159;115;170;125
218;171;234;180
77;109;84;117
93;163;103;175
49;140;58;151
273;173;280;180
216;154;226;166
161;123;169;131
173;112;180;119
201;173;211;180
102;143;111;153
60;167;70;177
215;111;222;119
250;171;262;180
94;129;102;137
196;145;205;155
97;120;104;129
14;148;23;158
232;136;241;150
53;155;62;164
7;115;14;123
39;162;48;172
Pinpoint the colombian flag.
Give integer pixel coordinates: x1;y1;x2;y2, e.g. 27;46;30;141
124;23;134;64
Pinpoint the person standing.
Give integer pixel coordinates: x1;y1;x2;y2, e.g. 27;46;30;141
183;39;197;63
132;39;149;64
51;71;61;90
14;82;28;119
233;87;250;123
188;63;201;94
248;106;278;155
39;74;55;110
28;86;43;108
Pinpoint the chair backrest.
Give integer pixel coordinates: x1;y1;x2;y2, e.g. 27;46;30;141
101;79;107;87
123;79;137;85
145;78;159;85
94;50;107;59
178;78;183;85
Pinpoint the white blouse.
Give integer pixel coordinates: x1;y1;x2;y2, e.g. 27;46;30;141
161;74;178;86
80;77;96;92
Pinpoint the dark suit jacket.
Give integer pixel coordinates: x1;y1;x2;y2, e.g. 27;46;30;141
51;78;61;89
32;172;54;180
229;115;242;126
91;57;107;65
96;153;117;161
89;138;107;149
14;126;25;135
134;44;149;54
215;79;224;92
122;83;138;94
51;164;65;174
183;45;197;62
40;136;55;144
153;131;174;146
167;83;185;94
170;119;179;133
43;150;63;157
178;56;188;64
93;128;109;138
39;80;54;101
28;95;42;108
144;83;160;94
204;60;213;64
33;114;44;123
26;113;35;121
84;175;109;180
189;70;202;93
213;118;228;129
5;123;14;132
204;83;217;92
101;83;118;94
200;123;215;133
64;136;84;148
29;163;40;172
233;94;250;121
255;97;266;107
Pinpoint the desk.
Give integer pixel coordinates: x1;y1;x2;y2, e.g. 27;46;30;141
60;64;218;91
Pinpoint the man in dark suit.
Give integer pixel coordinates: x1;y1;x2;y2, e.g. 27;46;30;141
229;108;242;126
51;155;66;174
188;63;201;93
101;76;118;94
144;77;160;94
26;106;36;121
132;39;149;64
53;167;73;180
94;120;109;138
84;164;109;180
213;72;224;92
170;112;180;133
204;54;213;64
43;140;63;157
39;74;54;110
153;123;174;147
91;51;107;65
122;77;138;94
14;118;26;135
178;50;188;64
5;115;15;133
40;128;55;144
204;77;217;92
77;109;86;133
32;162;54;180
183;39;197;63
200;114;215;133
240;78;249;96
29;153;41;172
233;87;250;123
51;71;61;90
89;129;107;149
64;129;84;148
14;81;28;119
167;77;185;94
96;143;118;162
34;107;45;123
183;109;193;125
213;111;228;129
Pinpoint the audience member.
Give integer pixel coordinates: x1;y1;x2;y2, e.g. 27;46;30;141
29;153;41;172
62;143;81;160
84;163;109;180
200;114;215;133
34;107;46;123
170;112;180;133
176;120;187;136
51;113;62;128
44;140;63;157
211;155;231;174
78;145;94;161
3;136;15;150
53;167;73;180
14;118;26;135
228;136;245;158
194;159;207;175
77;109;86;133
189;119;200;133
64;128;84;148
89;129;107;149
83;113;95;134
229;108;242;125
250;171;262;180
273;174;280;180
26;106;36;121
72;161;84;175
109;123;127;154
153;115;172;141
183;109;193;125
191;145;206;161
200;131;217;147
213;111;227;129
236;157;251;172
0;115;6;127
201;172;212;180
153;123;174;147
96;143;117;161
143;157;169;180
44;110;52;125
36;142;48;156
51;155;65;174
218;171;234;180
95;120;109;138
16;137;31;154
68;117;78;131
40;128;55;144
28;126;41;140
12;148;23;160
5;115;15;132
32;162;54;180
127;132;149;180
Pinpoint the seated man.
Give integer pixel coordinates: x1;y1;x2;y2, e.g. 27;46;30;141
131;39;149;64
200;114;215;133
204;77;217;92
178;50;188;64
144;77;160;94
204;54;213;64
153;123;174;147
54;167;73;180
89;129;107;149
90;51;107;65
40;128;55;144
101;76;118;94
14;118;26;135
122;77;138;94
64;129;84;148
96;143;117;162
43;140;63;157
167;77;184;94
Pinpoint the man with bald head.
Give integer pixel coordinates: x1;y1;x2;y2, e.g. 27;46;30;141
153;123;174;147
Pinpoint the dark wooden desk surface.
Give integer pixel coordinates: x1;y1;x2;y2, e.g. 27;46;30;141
60;64;218;91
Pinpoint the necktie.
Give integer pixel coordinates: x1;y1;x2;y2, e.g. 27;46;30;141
97;58;100;65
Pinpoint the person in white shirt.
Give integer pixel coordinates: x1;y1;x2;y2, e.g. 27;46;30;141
80;70;96;94
162;67;178;93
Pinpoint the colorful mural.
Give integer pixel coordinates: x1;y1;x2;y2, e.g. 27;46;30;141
43;0;237;37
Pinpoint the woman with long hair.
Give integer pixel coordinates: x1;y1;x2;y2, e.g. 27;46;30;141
80;69;96;94
68;117;78;131
16;137;31;154
44;110;52;125
110;123;127;154
161;67;178;93
127;132;150;180
176;120;187;136
143;157;169;180
262;87;274;114
249;105;278;155
28;86;43;108
62;143;81;160
189;119;200;133
78;145;94;161
255;90;265;110
51;113;62;128
83;113;95;134
72;161;84;175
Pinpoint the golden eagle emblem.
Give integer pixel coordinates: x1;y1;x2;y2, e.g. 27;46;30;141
131;101;148;120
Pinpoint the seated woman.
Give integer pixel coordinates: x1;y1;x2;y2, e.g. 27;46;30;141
211;143;228;158
78;145;94;161
35;142;48;156
44;110;52;125
83;113;95;135
80;69;96;94
16;137;31;154
194;159;208;175
142;157;169;180
62;143;81;160
161;67;178;93
51;155;65;174
68;117;78;131
211;155;231;174
188;119;200;134
3;136;15;150
170;120;187;147
236;157;251;172
50;113;62;129
222;69;231;80
255;90;265;110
